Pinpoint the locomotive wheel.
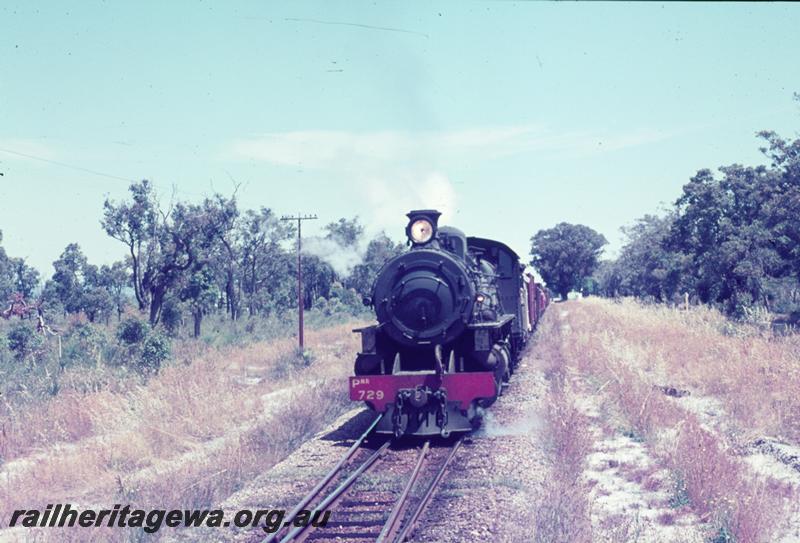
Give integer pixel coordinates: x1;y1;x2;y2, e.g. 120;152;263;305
493;344;511;392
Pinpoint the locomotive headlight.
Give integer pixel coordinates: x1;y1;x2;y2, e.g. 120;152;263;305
409;219;434;244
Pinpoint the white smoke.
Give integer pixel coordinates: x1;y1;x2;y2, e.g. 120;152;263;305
301;236;367;277
300;172;458;277
363;172;458;231
474;408;545;438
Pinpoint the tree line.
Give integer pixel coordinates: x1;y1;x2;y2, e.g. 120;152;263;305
0;180;405;337
5;107;798;341
591;123;800;318
528;101;800;319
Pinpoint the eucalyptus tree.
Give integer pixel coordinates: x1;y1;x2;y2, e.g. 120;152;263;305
758;126;800;285
239;207;294;315
668;166;781;314
615;214;687;302
530;223;608;300
180;266;220;337
99;261;129;321
0;230;39;304
201;194;242;320
102;181;215;325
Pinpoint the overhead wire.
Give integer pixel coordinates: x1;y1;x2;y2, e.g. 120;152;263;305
0;146;137;183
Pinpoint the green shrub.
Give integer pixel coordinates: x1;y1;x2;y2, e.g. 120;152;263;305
140;332;171;373
64;321;107;366
7;322;44;361
117;316;148;345
113;315;172;374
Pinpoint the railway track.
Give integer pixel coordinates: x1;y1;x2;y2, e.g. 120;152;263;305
261;416;464;543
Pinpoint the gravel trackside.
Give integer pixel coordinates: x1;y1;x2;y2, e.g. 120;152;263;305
410;356;551;543
165;407;380;543
174;346;554;543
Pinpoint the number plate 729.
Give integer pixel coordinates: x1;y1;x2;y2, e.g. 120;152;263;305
356;389;385;401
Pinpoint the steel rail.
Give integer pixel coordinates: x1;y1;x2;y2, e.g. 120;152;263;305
262;414;382;543
375;441;430;543
278;440;391;543
392;437;464;543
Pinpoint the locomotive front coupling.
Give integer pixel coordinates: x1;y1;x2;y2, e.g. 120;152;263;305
392;386;450;438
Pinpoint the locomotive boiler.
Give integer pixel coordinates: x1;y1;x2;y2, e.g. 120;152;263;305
349;210;548;437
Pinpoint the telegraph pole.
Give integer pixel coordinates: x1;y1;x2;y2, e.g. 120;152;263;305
281;213;318;349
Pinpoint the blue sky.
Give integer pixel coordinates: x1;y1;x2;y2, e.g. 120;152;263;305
1;1;799;274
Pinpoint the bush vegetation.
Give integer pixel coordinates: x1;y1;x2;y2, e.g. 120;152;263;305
586;106;800;320
0;180;388;419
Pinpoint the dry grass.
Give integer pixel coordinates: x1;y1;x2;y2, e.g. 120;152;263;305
0;324;360;539
669;420;785;543
559;298;788;542
533;312;593;543
573;298;800;441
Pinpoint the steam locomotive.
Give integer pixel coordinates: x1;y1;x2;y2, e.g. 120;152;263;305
349;210;548;437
